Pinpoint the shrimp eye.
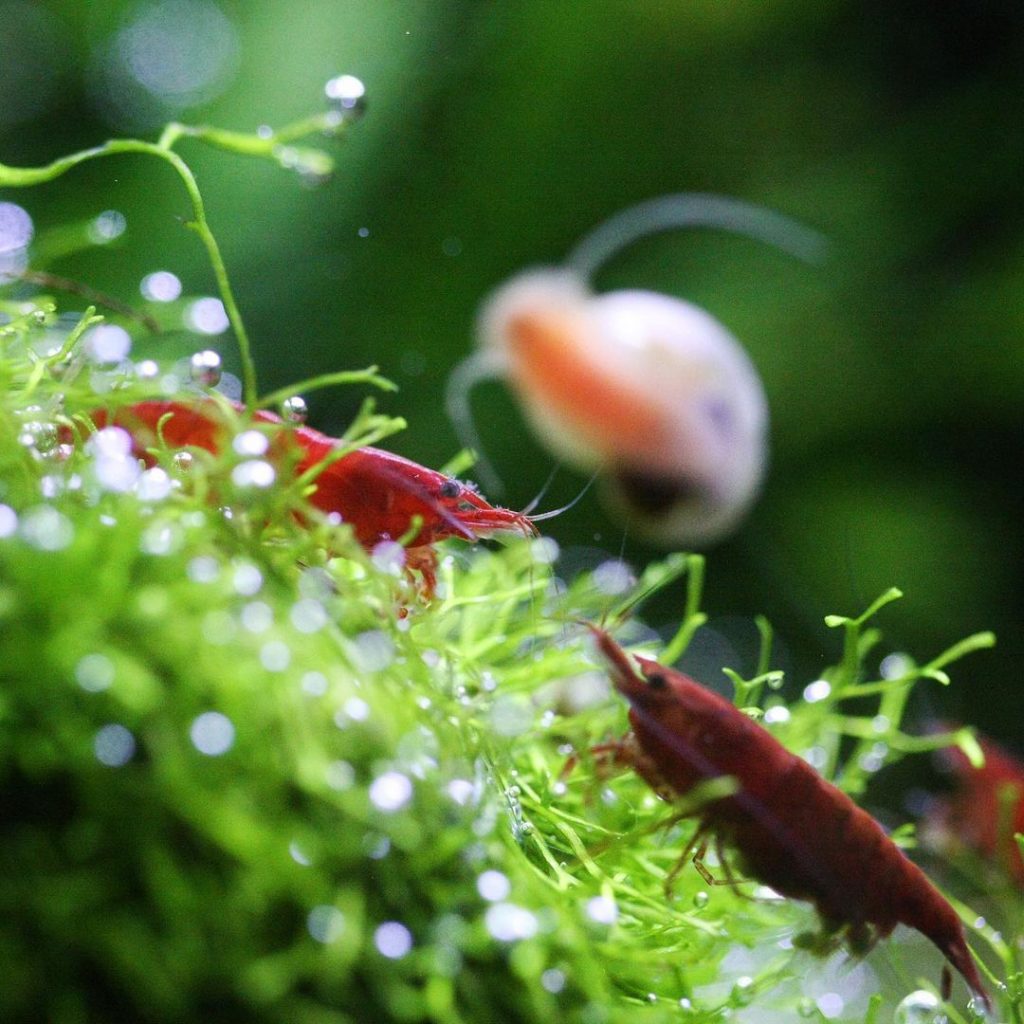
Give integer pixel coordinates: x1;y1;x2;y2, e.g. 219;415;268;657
438;480;460;499
646;672;668;691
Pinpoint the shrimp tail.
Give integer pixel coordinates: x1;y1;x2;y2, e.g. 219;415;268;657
900;871;991;1010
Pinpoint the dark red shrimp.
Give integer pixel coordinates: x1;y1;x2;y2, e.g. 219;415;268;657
931;731;1024;887
580;625;991;1010
90;400;535;594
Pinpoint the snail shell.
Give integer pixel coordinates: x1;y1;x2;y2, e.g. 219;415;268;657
478;269;767;544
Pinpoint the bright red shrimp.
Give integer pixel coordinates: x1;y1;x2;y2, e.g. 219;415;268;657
90;399;535;594
580;625;991;1010
931;732;1024;887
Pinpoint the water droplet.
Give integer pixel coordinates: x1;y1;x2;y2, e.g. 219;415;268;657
75;652;115;692
0;504;17;538
83;323;132;364
585;895;618;925
94;723;135;766
880;652;913;679
0;202;34;282
541;968;565;994
357;226;370;238
893;991;943;1024
189;348;222;386
803;679;831;703
19;505;73;550
371;540;406;576
259;639;291;672
232;562;263;595
187;555;219;583
140;520;182;555
446;779;475;806
802;746;828;770
593;558;635;595
280;395;308;423
289;597;328;634
185;299;229;336
139;270;182;302
240;601;273;634
288;840;311;866
351;630;395;672
232;429;269;457
18;419;59;453
374;921;413;959
816;993;844;1019
763;705;790;724
135;358;160;379
136;467;172;501
341;696;369;722
966;995;989;1019
871;714;890;733
369;770;413;812
484;903;538;942
693;891;709;909
88;210;126;244
172;450;194;472
307;905;344;943
231;459;275;489
324;74;366;120
300;670;328;696
190;711;235;755
477;870;511;902
325;760;354;790
797;996;816;1018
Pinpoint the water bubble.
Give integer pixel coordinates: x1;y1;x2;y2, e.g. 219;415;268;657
325;760;355;790
796;997;816;1018
140;520;182;555
19;419;60;454
307;905;344;943
190;711;235;755
871;714;890;733
240;601;273;634
593;558;635;595
95;452;142;493
19;505;73;550
0;504;17;538
139;270;182;302
585;895;618;925
280;395;308;423
189;348;222;386
172;450;194;472
893;990;943;1024
369;771;413;813
966;995;989;1019
88;210;126;244
324;74;366;120
730;977;754;1007
0;202;33;281
231;459;276;489
187;555;220;583
136;467;172;501
484;903;539;942
94;723;135;766
351;630;395;672
803;679;831;703
232;562;263;595
374;921;413;959
693;891;709;909
186;299;229;336
75;652;116;692
803;746;828;770
371;540;406;576
290;597;328;634
84;324;132;364
232;429;269;457
763;705;790;725
446;779;476;806
288;840;311;866
259;640;291;672
477;870;511;902
300;670;328;696
342;697;369;722
816;993;844;1019
880;652;913;679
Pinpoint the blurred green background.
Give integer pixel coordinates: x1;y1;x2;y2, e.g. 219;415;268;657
3;0;1022;748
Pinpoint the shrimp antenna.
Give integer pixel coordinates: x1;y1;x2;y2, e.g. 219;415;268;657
445;349;506;496
527;470;599;523
565;192;829;280
520;461;563;516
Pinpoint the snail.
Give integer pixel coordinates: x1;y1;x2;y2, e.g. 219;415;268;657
447;194;826;545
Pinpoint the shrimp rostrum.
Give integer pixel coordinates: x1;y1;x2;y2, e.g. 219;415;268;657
581;625;991;1010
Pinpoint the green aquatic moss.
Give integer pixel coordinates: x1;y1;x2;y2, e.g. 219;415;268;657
1;110;1019;1023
